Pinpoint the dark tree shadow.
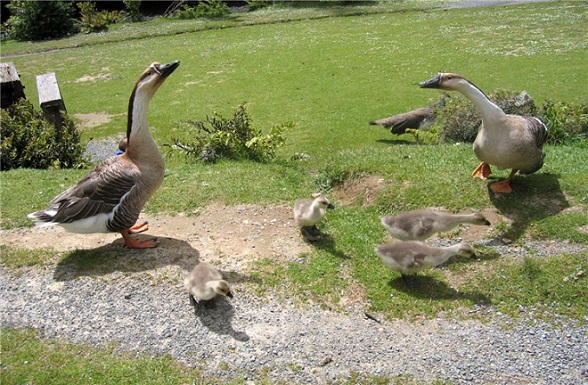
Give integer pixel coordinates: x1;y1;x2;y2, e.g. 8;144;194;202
191;296;249;342
488;173;569;242
375;138;418;146
53;236;198;281
388;275;490;305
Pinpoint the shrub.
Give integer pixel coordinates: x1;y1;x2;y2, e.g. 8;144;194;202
168;0;231;19
77;2;122;34
166;103;290;163
122;0;144;23
1;100;86;170
435;89;537;143
539;100;588;144
4;0;78;41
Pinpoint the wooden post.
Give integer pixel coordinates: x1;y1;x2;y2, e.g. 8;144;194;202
0;61;26;108
36;72;67;130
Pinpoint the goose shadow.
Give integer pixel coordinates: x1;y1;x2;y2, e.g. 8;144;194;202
306;231;351;260
191;296;249;342
487;173;569;242
376;138;419;146
388;275;490;305
53;236;197;281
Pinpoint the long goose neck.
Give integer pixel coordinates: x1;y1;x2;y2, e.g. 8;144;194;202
125;89;161;163
455;80;505;123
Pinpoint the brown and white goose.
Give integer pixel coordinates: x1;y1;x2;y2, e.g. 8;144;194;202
27;61;180;248
369;95;448;135
381;209;490;241
420;73;548;193
375;241;474;279
184;262;234;305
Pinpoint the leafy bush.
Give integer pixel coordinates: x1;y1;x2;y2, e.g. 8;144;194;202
4;1;78;41
435;89;537;143
166;103;290;163
77;2;122;34
168;0;231;19
1;100;86;170
539;100;588;144
122;0;144;23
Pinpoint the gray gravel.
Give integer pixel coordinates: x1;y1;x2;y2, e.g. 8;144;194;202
2;262;587;385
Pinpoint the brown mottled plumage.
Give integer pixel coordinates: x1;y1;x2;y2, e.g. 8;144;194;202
420;73;548;193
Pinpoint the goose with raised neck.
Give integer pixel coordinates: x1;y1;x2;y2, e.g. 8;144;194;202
27;61;180;248
420;72;548;193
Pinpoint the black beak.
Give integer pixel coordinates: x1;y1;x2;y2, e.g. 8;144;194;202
419;73;442;89
156;60;180;77
327;203;335;210
227;291;234;299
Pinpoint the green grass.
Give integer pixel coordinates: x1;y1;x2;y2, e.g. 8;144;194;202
1;328;203;385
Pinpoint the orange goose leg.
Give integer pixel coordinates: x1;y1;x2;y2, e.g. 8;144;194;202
120;229;157;249
489;169;518;194
128;220;149;234
472;162;492;180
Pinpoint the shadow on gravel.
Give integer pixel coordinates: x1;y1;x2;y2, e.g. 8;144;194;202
488;173;569;242
388;275;491;305
53;236;197;281
192;296;250;342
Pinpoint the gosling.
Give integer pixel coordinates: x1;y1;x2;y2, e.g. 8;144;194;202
375;241;475;280
293;194;334;241
381;210;490;241
184;262;234;306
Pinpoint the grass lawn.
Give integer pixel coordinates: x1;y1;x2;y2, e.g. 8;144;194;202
1;1;587;383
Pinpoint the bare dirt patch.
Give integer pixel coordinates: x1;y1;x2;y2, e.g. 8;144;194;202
73;112;122;130
332;174;385;207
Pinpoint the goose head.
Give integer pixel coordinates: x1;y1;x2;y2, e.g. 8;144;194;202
419;72;469;91
454;242;475;258
213;280;234;299
134;61;180;97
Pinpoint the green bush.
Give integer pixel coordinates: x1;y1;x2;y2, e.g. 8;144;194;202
168;0;231;19
77;2;122;34
4;0;78;41
539;100;588;144
435;89;537;143
166;103;289;163
1;100;86;170
122;0;144;23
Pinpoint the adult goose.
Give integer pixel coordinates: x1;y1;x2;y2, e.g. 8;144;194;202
375;241;474;280
293;194;334;241
27;61;180;248
369;95;448;135
184;262;234;306
381;209;490;241
420;73;548;193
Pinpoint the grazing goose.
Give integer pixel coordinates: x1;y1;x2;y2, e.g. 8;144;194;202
420;72;548;193
369;95;448;135
293;193;334;241
381;209;490;241
375;241;474;279
27;61;180;248
184;262;234;305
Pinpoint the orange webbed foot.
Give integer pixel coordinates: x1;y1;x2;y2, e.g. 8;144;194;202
120;230;157;249
472;162;492;180
489;180;513;193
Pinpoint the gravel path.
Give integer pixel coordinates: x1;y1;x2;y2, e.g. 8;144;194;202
2;261;587;385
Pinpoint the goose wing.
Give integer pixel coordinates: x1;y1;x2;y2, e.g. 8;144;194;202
523;116;549;147
370;106;433;135
38;156;138;224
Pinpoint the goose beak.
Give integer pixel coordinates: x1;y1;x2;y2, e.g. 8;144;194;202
419;73;442;89
327;203;335;210
227;291;234;299
153;60;180;77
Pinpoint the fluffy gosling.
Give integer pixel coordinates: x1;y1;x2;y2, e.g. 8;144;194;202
184;262;234;306
375;241;474;280
381;210;490;241
293;194;334;241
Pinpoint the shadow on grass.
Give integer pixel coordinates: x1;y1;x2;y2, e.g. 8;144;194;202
488;173;569;241
191;296;250;342
53;236;198;281
388;274;491;305
309;232;352;260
